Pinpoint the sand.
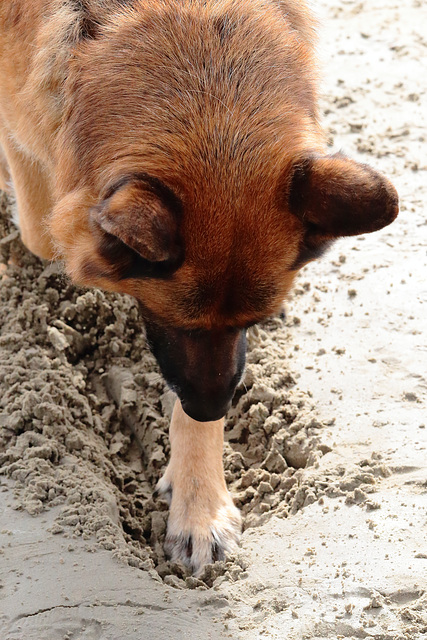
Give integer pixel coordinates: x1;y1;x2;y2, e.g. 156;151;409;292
1;0;426;638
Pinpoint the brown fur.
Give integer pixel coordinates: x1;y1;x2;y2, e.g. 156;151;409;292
0;0;398;573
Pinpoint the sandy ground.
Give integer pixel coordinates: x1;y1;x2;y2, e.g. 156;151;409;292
1;0;426;638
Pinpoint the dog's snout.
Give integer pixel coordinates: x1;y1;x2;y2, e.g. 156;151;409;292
179;373;238;422
145;321;247;421
181;396;232;423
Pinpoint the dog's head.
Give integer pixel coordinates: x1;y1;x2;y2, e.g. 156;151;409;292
50;0;398;420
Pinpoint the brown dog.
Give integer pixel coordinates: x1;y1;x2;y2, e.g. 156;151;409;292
0;0;398;574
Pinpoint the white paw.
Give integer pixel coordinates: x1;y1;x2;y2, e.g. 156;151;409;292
156;475;241;576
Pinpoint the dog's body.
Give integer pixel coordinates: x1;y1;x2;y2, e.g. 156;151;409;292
0;0;398;573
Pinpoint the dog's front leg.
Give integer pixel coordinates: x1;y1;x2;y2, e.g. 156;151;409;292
156;399;241;575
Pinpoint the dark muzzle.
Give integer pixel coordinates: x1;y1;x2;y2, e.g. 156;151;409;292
145;321;247;422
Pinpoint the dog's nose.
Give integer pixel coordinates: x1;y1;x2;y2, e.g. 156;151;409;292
179;375;239;422
175;342;245;421
144;320;246;422
181;396;232;422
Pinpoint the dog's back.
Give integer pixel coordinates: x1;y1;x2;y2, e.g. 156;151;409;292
0;0;317;159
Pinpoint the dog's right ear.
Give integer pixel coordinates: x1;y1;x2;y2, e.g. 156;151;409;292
288;153;399;238
89;176;183;279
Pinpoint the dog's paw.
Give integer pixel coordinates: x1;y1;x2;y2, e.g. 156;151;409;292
164;499;241;576
156;475;241;576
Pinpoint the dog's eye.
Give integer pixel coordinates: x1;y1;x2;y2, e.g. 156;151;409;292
121;252;179;280
95;229;182;281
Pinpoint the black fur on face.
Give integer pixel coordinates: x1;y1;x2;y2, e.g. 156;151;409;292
290;227;334;270
90;227;183;281
143;311;247;422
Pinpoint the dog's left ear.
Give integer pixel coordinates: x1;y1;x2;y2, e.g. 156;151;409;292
288;153;399;237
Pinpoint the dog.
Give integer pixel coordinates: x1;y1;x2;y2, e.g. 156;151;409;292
0;0;398;575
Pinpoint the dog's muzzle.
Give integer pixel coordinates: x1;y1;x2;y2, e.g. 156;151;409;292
145;321;247;422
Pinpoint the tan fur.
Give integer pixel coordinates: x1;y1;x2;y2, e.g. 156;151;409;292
156;400;240;573
0;131;55;257
0;143;11;192
0;0;398;573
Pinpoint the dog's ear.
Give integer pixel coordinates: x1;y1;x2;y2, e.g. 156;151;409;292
88;177;183;281
288;153;399;238
90;178;182;264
